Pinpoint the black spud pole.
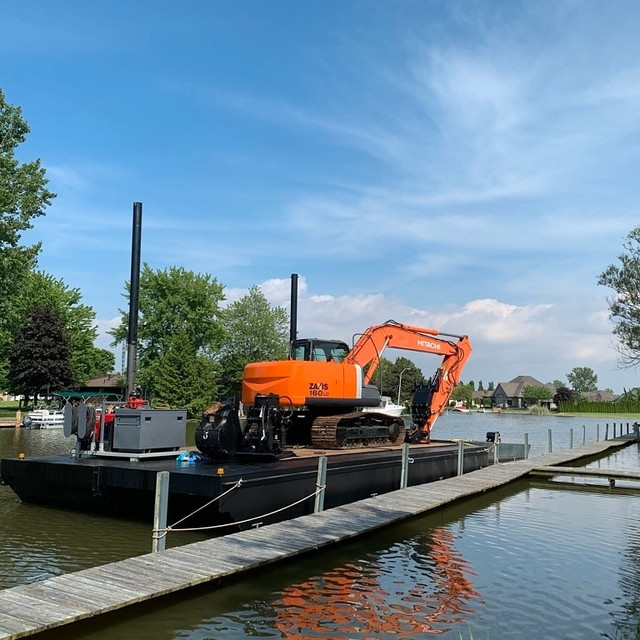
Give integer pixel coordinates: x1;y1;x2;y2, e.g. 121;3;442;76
126;202;142;397
290;273;298;344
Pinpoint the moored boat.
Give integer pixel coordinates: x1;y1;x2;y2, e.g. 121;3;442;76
23;409;65;429
362;396;404;417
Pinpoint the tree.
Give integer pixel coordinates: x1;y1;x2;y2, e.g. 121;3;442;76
147;330;219;417
0;89;56;385
553;386;577;405
85;348;116;379
451;382;474;407
566;366;598;393
552;379;565;390
522;384;554;406
12;271;102;383
369;357;395;397
217;286;289;400
389;357;423;404
598;226;640;367
8;305;74;407
487;381;494;391
110;264;226;395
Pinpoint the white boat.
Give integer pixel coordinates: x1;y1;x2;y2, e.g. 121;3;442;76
23;409;65;429
452;403;471;413
363;396;404;417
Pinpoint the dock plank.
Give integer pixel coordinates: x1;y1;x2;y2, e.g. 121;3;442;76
530;465;640;482
0;435;635;639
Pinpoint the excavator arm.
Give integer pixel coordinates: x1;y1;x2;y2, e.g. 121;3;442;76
346;320;471;442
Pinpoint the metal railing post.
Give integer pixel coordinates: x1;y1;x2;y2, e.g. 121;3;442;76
457;440;464;475
400;443;411;488
152;471;170;553
524;433;529;460
547;428;552;453
314;456;328;513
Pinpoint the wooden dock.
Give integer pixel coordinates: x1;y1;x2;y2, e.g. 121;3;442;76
0;435;636;639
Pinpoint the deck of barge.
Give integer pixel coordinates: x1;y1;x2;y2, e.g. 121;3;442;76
0;435;636;640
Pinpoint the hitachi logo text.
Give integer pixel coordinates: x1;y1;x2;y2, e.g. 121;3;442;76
417;340;441;350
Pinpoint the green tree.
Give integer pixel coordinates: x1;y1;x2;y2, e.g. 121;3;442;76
389;357;423;405
0;89;56;386
487;381;494;391
217;286;289;400
147;330;218;417
451;382;473;407
522;384;554;406
85;348;116;379
552;379;565;390
8;305;74;407
14;271;101;383
599;226;640;367
110;264;226;395
566;366;598;392
369;357;395;397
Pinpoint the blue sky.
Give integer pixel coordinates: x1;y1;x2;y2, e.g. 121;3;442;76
2;1;640;392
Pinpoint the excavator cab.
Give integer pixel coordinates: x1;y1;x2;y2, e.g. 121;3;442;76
290;339;350;363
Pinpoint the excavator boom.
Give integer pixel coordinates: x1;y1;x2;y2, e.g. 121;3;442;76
346;320;471;441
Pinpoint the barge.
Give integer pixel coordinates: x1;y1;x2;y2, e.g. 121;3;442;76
0;440;488;532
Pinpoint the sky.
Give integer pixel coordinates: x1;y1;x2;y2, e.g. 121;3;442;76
2;0;640;393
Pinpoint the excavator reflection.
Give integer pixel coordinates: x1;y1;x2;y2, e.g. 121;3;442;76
272;526;482;638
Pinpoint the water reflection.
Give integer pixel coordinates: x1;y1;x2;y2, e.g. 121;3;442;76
270;527;481;638
607;504;640;640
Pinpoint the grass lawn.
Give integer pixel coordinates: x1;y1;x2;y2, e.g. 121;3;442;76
0;401;21;419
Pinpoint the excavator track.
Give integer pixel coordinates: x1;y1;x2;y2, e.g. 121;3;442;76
311;412;406;449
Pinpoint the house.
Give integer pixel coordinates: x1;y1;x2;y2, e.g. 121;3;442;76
492;375;556;409
581;390;620;403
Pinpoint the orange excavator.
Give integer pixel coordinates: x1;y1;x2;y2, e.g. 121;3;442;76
195;319;471;460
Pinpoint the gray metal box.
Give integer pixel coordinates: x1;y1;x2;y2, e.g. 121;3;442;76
112;408;187;452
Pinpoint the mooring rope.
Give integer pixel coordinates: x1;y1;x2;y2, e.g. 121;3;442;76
154;483;326;539
161;478;244;534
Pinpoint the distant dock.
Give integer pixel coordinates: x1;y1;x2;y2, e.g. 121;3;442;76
0;434;636;639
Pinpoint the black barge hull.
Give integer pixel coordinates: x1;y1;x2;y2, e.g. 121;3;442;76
0;442;488;531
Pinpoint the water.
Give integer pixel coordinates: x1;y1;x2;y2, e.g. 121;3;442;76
2;413;639;639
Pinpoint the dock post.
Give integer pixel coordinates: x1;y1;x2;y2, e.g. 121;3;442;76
569;428;573;449
456;441;464;476
582;425;586;446
635;422;640;442
14;410;21;428
400;443;411;488
524;433;529;460
547;428;552;453
152;471;170;553
314;456;328;513
605;424;609;440
596;424;600;442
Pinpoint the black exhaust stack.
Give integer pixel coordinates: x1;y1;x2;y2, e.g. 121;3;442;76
126;202;142;397
289;273;298;344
